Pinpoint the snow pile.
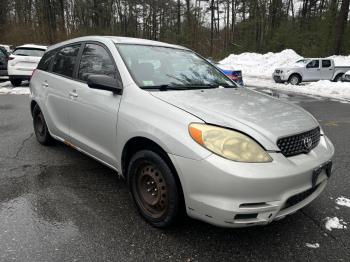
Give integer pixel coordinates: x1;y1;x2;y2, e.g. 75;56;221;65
219;49;302;78
335;197;350;208
0;81;30;95
0;87;30;95
305;243;320;249
328;55;350;67
325;217;347;231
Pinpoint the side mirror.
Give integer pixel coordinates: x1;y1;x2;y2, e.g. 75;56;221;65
87;75;122;94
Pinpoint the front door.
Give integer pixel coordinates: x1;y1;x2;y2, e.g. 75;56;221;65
68;43;122;167
304;59;320;81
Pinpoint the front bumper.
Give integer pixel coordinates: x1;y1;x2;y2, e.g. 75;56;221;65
273;73;288;83
170;135;334;228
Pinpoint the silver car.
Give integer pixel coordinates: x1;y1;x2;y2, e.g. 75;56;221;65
30;36;334;228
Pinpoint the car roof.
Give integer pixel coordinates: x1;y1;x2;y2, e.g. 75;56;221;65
16;44;47;50
47;36;189;51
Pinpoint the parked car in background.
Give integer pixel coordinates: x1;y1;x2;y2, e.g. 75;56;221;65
273;58;350;85
30;36;334;228
8;44;47;86
217;66;244;85
0;46;9;77
0;44;14;54
341;70;350;82
207;58;244;86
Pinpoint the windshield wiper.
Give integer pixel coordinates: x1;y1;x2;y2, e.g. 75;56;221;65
140;85;189;91
141;83;235;91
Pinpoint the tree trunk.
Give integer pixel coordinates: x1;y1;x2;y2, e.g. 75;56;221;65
334;0;350;54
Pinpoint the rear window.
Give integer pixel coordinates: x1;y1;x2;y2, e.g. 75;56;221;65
13;48;45;57
37;51;56;72
322;60;332;68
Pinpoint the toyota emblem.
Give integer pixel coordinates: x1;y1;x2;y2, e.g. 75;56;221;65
303;137;313;150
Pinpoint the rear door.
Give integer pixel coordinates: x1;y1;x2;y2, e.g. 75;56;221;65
42;44;82;140
320;59;333;80
304;59;320;81
68;42;122;166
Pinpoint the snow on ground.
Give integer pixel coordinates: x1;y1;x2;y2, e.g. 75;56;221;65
325;217;347;231
0;81;30;95
305;243;320;249
244;77;350;102
219;49;350;101
335;197;350;208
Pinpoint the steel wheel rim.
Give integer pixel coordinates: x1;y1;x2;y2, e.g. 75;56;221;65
134;162;168;219
290;76;298;85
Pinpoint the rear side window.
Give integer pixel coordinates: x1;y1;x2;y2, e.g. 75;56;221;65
77;43;116;81
13;48;45;57
322;60;331;68
37;51;56;72
52;45;81;78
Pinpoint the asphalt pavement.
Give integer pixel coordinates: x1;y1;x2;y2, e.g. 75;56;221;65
0;87;349;262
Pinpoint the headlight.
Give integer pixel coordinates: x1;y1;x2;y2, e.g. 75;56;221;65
189;123;273;163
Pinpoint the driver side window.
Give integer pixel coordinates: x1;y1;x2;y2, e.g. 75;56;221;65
78;43;116;82
306;60;319;69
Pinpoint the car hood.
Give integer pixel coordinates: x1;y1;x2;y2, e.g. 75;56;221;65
150;88;319;149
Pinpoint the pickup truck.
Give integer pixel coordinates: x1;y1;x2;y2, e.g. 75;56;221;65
273;58;350;85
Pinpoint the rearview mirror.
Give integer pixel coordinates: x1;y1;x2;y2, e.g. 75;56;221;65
87;75;122;94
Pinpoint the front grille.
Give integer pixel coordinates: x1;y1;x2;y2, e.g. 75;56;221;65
277;127;321;157
283;184;319;210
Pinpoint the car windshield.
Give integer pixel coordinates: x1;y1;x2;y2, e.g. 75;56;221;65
295;59;310;64
116;44;236;90
13;48;45;57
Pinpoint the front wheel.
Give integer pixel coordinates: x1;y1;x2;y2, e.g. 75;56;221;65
128;150;182;228
288;74;301;85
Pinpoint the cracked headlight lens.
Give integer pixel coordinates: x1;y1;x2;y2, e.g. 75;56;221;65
189;123;273;163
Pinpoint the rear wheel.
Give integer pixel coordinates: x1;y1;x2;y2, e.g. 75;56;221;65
288;74;301;85
334;74;343;82
10;79;22;87
128;150;182;228
33;105;54;145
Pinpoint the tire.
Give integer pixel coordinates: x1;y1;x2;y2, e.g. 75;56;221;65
32;105;54;145
10;79;22;87
334;74;343;82
288;74;301;85
128;150;182;228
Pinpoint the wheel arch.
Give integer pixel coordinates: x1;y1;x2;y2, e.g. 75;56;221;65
30;100;38;117
122;137;175;179
333;72;344;81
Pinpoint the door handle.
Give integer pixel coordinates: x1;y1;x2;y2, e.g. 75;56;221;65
42;82;49;88
69;90;78;98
